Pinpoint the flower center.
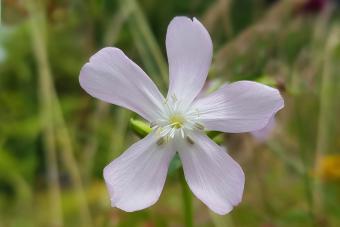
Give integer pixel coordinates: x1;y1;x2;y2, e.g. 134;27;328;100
151;95;204;143
169;114;185;129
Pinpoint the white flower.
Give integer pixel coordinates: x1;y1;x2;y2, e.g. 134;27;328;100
79;17;284;215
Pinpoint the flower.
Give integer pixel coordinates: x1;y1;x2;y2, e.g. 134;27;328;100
79;17;284;215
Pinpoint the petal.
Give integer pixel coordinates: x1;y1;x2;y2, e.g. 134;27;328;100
80;47;165;122
251;116;276;141
176;132;245;215
191;81;284;133
103;133;175;212
166;17;213;105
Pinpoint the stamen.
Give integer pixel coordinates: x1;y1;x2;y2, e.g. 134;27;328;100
186;136;194;145
171;94;178;102
160;126;172;137
169;128;176;138
157;137;166;146
150;122;157;128
153;94;203;141
180;128;185;138
194;123;205;131
194;108;200;119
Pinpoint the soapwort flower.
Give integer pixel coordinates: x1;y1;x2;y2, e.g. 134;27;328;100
79;17;284;214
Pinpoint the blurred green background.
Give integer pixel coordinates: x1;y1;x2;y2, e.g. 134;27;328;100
1;0;340;226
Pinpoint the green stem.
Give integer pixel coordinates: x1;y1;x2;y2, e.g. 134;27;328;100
313;25;338;221
82;7;127;183
109;109;132;159
27;1;92;226
119;0;168;90
295;97;315;224
267;141;305;176
209;211;234;227
179;168;193;227
82;102;109;182
27;2;63;226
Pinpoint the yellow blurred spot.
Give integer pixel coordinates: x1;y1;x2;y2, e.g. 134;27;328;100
316;154;340;181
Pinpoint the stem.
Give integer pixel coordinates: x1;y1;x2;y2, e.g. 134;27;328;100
209;211;234;227
254;145;275;219
313;26;339;221
82;7;129;182
179;168;193;227
0;150;33;217
27;2;63;226
54;107;93;227
266;141;305;176
82;102;109;182
295;97;315;224
109;109;132;158
119;0;168;90
26;1;92;226
214;0;304;75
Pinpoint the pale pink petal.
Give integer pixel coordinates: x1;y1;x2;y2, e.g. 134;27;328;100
191;81;284;133
196;80;226;99
176;132;245;215
251;116;276;141
103;133;175;212
79;47;165;122
166;17;212;105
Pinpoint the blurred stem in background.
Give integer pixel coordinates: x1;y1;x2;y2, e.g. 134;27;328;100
214;0;306;75
83;0;169;183
286;4;337;225
202;0;232;36
313;24;340;222
81;101;109;183
119;0;168;91
109;110;132;166
0;145;32;221
179;168;193;227
81;7;130;184
26;1;92;226
209;211;234;227
267;141;305;176
27;1;63;226
295;107;315;224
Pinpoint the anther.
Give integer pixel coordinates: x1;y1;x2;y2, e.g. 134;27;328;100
195;109;201;118
194;123;204;131
186;136;195;145
150;122;157;128
171;94;178;102
157;137;166;146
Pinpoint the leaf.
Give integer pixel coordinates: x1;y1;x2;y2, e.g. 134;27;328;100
168;153;182;176
129;118;152;138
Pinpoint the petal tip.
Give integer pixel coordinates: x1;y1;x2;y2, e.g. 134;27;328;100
171;16;192;22
102;164;111;180
88;47;123;63
115;196;160;212
212;206;234;215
